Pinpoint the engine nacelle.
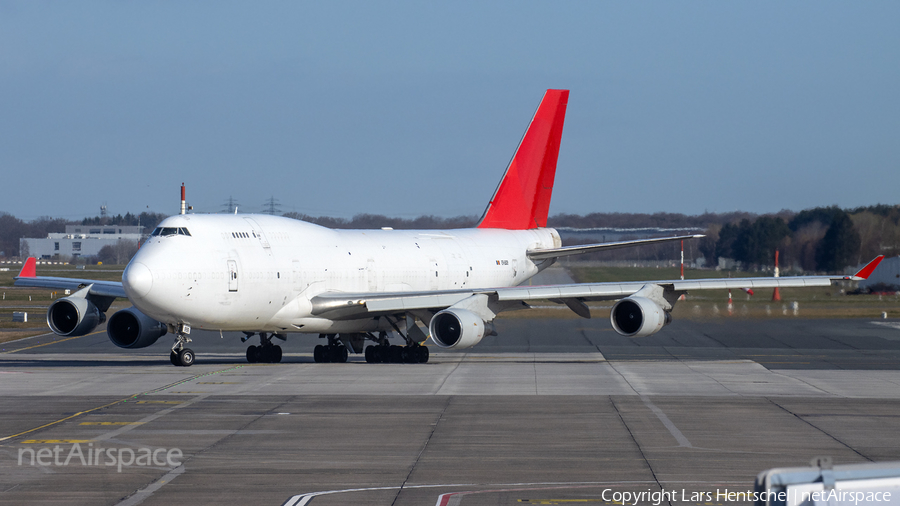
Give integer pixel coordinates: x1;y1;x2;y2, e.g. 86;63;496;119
429;308;487;349
610;296;672;338
47;296;103;336
107;307;168;349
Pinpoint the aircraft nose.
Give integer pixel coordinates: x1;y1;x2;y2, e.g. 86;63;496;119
123;262;153;299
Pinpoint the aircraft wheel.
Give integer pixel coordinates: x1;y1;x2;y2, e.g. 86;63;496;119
332;345;348;363
371;346;382;363
365;345;375;363
246;345;259;363
417;346;429;364
390;345;403;363
178;348;195;367
401;347;414;364
272;345;282;363
170;351;179;366
313;345;325;363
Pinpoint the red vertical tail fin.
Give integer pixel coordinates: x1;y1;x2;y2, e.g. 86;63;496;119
477;89;569;230
18;257;36;278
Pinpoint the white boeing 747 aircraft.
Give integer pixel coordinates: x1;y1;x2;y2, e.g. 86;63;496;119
15;90;883;366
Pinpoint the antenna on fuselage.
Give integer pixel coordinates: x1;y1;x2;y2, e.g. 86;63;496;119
180;183;186;215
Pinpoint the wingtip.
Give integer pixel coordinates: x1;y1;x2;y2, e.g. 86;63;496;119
18;257;37;278
853;255;884;280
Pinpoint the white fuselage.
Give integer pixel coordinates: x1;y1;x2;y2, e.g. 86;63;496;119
122;214;560;334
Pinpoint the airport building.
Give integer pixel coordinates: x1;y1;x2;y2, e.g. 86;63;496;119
20;225;144;260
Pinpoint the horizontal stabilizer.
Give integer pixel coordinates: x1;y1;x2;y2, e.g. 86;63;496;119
527;234;704;260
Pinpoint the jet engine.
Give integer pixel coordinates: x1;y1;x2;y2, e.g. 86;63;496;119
107;307;168;349
610;297;671;338
429;308;487;349
47;296;104;337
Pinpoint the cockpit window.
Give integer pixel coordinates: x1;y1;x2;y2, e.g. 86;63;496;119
150;227;191;237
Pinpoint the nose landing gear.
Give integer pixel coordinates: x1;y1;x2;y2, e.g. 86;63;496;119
170;324;195;367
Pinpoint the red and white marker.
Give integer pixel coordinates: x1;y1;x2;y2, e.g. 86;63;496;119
772;249;781;301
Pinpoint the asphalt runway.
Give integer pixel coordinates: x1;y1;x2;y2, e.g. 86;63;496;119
2;317;900;505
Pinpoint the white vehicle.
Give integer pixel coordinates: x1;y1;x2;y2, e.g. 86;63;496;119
15;90;883;367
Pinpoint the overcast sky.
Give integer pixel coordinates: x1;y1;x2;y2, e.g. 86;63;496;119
1;2;898;221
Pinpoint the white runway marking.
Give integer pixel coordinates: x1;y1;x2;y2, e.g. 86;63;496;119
282;484;469;506
114;465;185;506
640;396;693;448
282;480;746;506
871;321;900;330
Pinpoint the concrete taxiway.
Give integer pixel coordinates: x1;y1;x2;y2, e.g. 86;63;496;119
2;317;900;505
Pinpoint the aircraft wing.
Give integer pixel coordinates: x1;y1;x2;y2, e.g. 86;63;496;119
12;258;127;299
527;234;704;260
310;255;884;320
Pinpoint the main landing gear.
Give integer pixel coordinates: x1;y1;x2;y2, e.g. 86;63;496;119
243;332;284;364
312;331;429;364
375;317;431;364
170;325;195;367
313;334;348;363
364;343;428;364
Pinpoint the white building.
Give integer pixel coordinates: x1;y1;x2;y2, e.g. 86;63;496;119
20;225;144;260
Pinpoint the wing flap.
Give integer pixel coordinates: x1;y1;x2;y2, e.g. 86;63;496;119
364;292;476;312
496;283;642;302
671;277;834;291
